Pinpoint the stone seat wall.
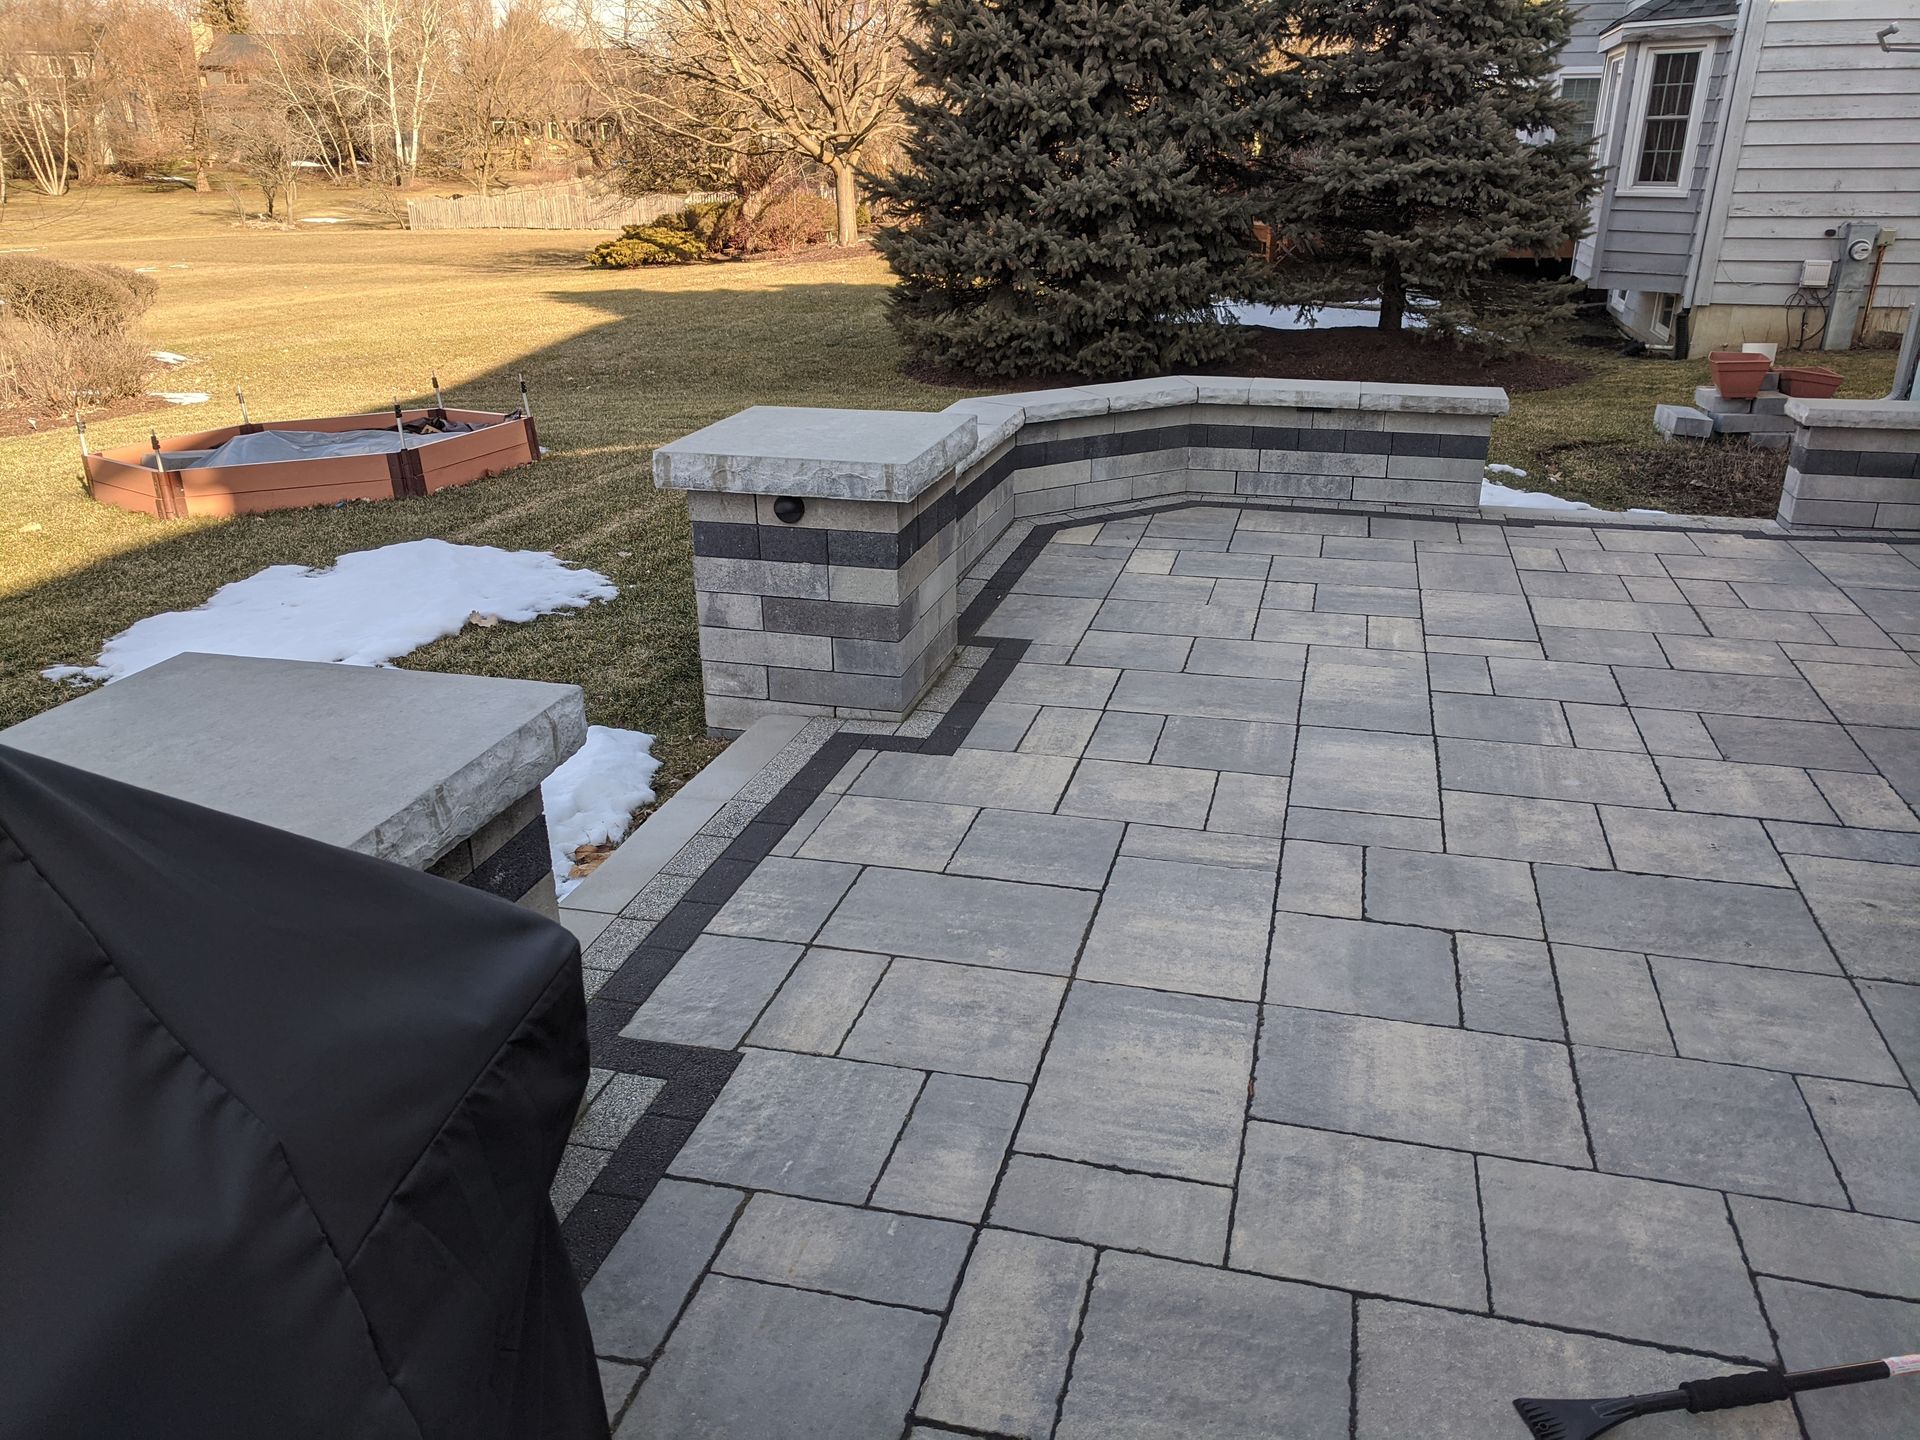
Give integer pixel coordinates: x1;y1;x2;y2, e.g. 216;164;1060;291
657;376;1508;733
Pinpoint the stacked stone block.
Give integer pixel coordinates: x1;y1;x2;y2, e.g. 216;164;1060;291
1689;384;1795;450
1777;399;1920;531
689;487;960;732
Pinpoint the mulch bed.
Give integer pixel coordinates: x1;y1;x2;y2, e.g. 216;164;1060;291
1541;439;1789;519
909;324;1591;395
0;392;175;442
1231;325;1589;393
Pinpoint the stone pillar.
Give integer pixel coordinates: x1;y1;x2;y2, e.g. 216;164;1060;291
1778;400;1920;531
655;406;977;734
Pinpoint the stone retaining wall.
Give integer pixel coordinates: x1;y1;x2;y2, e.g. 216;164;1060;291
656;376;1507;733
1777;399;1920;531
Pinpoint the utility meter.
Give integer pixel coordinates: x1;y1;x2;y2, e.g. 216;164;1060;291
1848;237;1876;262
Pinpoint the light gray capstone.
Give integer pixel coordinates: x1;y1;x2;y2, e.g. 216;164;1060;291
0;652;584;873
653;405;976;502
1783;398;1920;430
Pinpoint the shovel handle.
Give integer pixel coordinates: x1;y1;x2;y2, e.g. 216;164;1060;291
1684;1354;1918;1413
1791;1354;1919;1394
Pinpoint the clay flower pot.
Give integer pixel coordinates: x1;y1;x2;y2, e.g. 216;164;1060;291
1709;351;1772;401
1775;365;1844;400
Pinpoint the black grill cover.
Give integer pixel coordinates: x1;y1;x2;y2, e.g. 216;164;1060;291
0;745;607;1440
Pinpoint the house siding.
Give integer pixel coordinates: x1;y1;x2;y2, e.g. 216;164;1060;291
1700;0;1920;320
1581;33;1735;294
1564;0;1635;71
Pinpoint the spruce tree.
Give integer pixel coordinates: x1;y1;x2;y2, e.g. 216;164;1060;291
876;0;1282;380
1266;0;1594;343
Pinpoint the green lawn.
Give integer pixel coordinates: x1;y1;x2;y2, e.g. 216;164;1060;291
0;184;1898;793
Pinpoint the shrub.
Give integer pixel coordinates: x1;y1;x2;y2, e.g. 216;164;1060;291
0;255;158;333
586;219;708;268
729;191;834;255
0;256;156;415
680;199;734;248
0;316;154;415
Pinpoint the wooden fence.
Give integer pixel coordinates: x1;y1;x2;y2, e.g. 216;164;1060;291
405;184;726;232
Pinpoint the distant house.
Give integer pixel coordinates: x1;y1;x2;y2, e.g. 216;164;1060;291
1564;0;1919;357
197;30;271;93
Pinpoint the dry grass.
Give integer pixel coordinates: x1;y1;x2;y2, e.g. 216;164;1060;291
0;183;1901;792
1490;330;1897;507
0;182;975;791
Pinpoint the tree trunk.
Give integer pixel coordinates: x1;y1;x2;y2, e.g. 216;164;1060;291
831;159;859;247
1379;262;1405;331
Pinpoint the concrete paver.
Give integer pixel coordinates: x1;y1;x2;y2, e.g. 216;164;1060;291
591;503;1920;1435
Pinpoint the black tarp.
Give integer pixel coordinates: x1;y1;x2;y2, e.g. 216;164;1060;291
0;745;608;1440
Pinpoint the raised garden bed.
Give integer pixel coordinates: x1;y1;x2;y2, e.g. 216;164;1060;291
83;407;538;519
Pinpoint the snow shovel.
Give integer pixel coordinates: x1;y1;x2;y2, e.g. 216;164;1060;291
1513;1353;1918;1438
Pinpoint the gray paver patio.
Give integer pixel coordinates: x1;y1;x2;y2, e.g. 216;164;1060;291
589;503;1920;1436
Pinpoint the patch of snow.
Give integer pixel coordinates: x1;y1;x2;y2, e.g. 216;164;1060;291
1223;301;1433;332
300;216;348;224
150;350;191;366
42;538;617;685
149;391;209;405
1479;465;1672;518
545;726;661;899
1480;479;1596;512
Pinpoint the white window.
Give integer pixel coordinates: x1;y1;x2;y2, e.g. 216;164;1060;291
1595;55;1626;144
1558;72;1603;148
1619;45;1707;196
1651;292;1678;339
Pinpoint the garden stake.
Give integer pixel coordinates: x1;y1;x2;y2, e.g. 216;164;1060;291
519;373;531;417
432;373;445;414
1514;1353;1918;1439
75;408;91;496
236;388;250;426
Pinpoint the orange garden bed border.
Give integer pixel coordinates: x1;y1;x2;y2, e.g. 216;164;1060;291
84;408;539;519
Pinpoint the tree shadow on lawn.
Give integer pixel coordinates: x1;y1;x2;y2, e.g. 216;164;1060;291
0;276;943;786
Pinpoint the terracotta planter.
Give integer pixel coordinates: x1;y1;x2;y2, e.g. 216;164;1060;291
1775;365;1844;400
1709;351;1772;401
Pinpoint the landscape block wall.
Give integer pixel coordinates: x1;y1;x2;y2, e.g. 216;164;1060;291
659;378;1507;733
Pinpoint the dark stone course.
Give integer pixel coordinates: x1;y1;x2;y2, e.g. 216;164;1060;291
762;595;913;643
459;813;551;902
756;525;828;566
690;521;759;561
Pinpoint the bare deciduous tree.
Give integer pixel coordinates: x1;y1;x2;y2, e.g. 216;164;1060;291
215;100;311;218
596;0;914;245
0;0;104;196
436;0;571;193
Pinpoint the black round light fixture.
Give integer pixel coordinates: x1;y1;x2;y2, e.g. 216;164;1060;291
773;496;805;524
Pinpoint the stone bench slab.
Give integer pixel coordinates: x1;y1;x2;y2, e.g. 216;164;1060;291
0;652;585;873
